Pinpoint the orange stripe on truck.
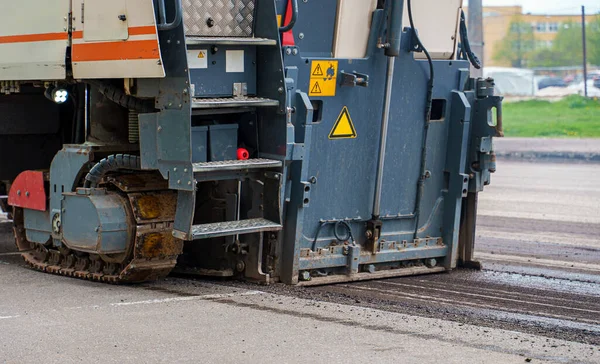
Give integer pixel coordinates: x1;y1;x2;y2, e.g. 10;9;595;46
72;26;156;40
72;40;160;62
0;32;68;44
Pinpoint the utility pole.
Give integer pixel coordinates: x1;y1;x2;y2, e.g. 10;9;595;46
582;5;588;97
468;0;484;77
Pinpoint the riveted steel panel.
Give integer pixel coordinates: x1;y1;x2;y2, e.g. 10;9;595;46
183;0;255;37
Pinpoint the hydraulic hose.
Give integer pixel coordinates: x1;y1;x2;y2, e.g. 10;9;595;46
84;154;141;188
279;0;298;33
85;80;155;113
459;10;482;69
407;0;435;239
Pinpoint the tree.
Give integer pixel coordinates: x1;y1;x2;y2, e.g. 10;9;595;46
528;16;600;68
588;16;600;66
493;17;536;68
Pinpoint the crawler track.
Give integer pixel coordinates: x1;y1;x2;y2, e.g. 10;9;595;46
12;178;183;284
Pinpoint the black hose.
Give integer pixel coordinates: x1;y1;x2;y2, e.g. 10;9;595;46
333;221;353;242
459;10;482;70
311;220;355;251
407;0;434;239
279;0;298;33
84;154;141;188
85;80;155;113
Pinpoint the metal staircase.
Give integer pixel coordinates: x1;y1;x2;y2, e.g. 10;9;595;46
180;0;284;243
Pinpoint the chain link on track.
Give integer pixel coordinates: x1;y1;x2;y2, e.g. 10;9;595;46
12;177;183;284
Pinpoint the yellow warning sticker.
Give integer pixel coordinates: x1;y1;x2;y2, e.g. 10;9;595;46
277;15;282;27
329;106;357;139
309;60;338;97
198;50;206;59
309;79;336;97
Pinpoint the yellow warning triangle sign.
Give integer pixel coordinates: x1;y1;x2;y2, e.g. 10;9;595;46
311;82;322;94
329;106;357;139
312;64;324;77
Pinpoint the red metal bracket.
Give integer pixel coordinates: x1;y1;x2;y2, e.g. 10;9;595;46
282;0;296;47
8;171;47;211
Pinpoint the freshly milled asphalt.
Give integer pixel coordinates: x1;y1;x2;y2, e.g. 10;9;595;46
1;159;599;363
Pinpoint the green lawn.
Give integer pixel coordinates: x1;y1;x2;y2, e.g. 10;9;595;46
502;96;600;138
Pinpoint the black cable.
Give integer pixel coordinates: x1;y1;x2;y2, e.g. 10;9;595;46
333;221;353;242
311;221;326;251
407;0;435;239
84;154;141;188
279;0;298;33
459;10;482;69
85;80;155;113
407;0;434;123
311;220;355;251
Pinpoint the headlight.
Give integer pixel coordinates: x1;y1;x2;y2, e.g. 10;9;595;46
52;88;69;104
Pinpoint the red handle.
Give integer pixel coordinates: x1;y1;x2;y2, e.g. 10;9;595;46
237;148;250;160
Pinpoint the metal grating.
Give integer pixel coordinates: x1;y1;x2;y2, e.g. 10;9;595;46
192;158;282;173
192;218;282;239
191;97;279;109
182;0;256;37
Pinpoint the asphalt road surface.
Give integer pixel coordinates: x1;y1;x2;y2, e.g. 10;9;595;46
1;159;599;364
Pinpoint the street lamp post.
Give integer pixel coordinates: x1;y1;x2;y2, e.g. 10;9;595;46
582;5;588;97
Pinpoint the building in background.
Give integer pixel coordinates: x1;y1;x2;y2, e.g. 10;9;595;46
480;6;597;67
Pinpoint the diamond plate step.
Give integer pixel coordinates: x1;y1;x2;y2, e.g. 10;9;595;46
186;37;276;46
192;158;282;173
192;97;279;109
183;0;256;37
192;218;282;239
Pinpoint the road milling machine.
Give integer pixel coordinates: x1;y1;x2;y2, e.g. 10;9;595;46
0;0;502;285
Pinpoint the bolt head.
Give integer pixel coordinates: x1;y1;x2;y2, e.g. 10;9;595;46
299;271;311;281
298;33;304;40
235;260;246;272
425;258;437;268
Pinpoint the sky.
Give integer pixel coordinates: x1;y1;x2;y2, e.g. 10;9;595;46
464;0;600;15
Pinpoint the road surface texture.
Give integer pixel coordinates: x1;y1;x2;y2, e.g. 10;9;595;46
1;160;599;364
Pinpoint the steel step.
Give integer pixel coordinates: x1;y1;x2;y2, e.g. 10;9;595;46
186;37;277;46
192;158;282;173
192;218;282;239
192;97;279;109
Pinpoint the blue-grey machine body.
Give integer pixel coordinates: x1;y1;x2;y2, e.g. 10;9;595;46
5;0;502;285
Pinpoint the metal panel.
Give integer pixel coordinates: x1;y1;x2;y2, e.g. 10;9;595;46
332;0;377;58
72;0;165;79
278;21;478;282
402;0;463;60
183;0;255;37
62;191;131;254
188;45;257;97
0;0;70;80
83;0;129;41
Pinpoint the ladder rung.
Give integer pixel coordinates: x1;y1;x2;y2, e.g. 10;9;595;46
192;97;279;109
192;158;282;173
192;218;282;240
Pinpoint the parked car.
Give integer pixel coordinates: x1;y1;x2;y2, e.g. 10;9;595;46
537;77;567;90
594;77;600;90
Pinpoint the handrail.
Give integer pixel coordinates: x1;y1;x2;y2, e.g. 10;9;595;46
157;0;183;31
